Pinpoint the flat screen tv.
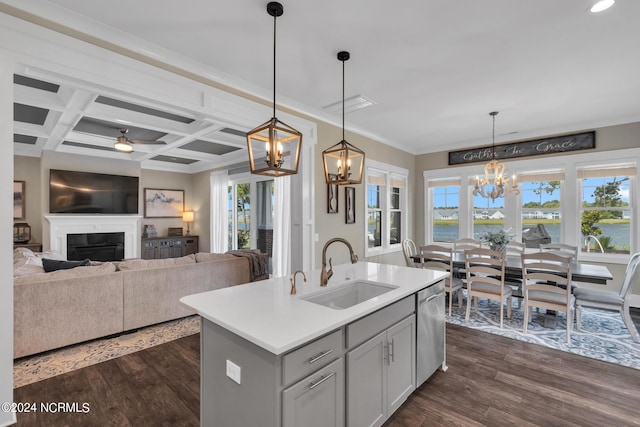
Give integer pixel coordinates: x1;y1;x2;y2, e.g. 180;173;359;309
49;169;139;214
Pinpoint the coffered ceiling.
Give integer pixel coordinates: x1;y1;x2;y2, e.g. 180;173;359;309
6;0;640;173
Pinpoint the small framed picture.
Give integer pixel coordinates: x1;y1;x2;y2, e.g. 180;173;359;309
328;174;338;213
345;186;355;224
14;181;25;220
144;188;185;218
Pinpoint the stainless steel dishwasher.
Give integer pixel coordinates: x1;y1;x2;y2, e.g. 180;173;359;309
416;279;446;386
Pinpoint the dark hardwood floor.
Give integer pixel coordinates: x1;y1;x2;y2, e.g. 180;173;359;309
14;314;640;427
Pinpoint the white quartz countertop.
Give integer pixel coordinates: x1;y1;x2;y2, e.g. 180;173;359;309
180;262;447;355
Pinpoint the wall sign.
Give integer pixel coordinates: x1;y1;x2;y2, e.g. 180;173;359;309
448;131;595;165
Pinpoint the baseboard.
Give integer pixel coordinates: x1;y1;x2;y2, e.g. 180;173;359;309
630;294;640;308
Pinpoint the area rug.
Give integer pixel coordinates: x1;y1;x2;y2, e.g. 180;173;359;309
447;298;640;369
13;315;201;388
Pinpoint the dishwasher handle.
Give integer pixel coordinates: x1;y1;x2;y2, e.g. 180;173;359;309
418;292;444;306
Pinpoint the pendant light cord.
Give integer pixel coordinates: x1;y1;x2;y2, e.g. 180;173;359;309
273;13;277;119
342;58;345;141
492;113;496;160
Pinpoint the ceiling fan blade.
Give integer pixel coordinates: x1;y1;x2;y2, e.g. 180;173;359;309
129;139;167;145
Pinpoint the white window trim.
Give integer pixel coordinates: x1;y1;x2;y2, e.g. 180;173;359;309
423;147;639;264
365;159;409;257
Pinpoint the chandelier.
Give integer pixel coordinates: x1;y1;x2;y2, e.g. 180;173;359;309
473;111;519;201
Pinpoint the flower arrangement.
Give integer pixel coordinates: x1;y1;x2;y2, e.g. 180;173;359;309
479;228;514;251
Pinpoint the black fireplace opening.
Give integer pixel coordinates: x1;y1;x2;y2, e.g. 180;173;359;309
67;232;125;262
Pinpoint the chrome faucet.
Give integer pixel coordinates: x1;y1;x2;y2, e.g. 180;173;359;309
320;238;358;287
290;270;306;295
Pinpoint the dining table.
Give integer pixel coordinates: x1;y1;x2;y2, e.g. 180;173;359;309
412;252;613;328
411;253;613;285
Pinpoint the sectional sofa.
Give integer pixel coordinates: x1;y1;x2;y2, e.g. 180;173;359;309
13;249;267;358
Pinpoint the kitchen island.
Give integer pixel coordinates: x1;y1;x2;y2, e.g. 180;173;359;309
181;261;447;427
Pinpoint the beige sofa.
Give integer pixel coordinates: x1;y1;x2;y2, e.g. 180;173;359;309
13;250;266;359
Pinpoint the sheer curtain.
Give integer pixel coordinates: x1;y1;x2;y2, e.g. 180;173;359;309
210;170;228;253
272;175;291;277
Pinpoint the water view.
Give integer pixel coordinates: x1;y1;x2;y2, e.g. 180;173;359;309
429;223;630;252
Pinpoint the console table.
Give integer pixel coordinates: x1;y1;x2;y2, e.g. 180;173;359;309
141;236;198;259
14;242;43;252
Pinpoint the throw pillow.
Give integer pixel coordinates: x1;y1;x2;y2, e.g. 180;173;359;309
42;258;92;272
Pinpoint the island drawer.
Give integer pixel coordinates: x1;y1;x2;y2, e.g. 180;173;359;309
346;295;414;349
282;329;343;386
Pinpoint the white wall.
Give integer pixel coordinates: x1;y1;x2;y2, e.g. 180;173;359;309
0;43;16;427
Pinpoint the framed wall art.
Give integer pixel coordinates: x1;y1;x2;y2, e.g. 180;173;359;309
345;186;355;224
14;180;25;220
144;188;185;218
327;174;339;213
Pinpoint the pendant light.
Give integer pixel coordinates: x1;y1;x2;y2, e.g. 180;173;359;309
246;2;302;177
322;51;365;185
472;111;519;201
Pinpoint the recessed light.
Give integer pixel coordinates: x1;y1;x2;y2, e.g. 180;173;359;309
590;0;615;13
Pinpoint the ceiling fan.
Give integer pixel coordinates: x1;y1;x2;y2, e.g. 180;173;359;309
114;128;167;153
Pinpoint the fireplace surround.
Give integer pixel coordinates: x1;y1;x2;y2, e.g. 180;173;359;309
45;215;142;260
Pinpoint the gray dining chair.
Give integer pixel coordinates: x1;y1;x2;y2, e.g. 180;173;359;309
522;252;574;343
574;252;640;342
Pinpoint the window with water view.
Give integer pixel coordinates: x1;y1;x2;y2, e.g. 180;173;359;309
580;172;631;254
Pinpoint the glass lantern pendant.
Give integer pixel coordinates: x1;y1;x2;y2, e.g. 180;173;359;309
323;51;365;185
246;2;302;177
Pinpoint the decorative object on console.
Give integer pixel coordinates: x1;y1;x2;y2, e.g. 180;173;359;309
323;51;365;185
13;222;31;243
14;180;25;219
144;188;184;218
168;227;183;237
142;224;158;238
345;186;356;224
327;175;338;213
182;210;194;235
246;1;302;177
472;111;519;201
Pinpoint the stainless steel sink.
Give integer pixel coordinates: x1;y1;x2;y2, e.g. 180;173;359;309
300;280;398;310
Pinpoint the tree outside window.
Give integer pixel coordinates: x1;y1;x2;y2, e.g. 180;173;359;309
581;175;630;254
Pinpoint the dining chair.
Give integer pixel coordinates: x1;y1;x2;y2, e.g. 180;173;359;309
574;252;640;342
453;238;483;280
402;238;419;268
419;245;463;316
539;242;578;260
521;252;574;343
464;248;512;328
505;240;526;306
453;238;483;252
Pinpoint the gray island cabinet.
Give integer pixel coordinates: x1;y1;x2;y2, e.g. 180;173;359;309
181;262;447;427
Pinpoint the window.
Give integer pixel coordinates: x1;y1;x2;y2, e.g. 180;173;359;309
579;167;634;254
365;160;409;256
472;191;505;240
228;176;274;256
423;148;639;262
429;179;460;243
520;172;563;243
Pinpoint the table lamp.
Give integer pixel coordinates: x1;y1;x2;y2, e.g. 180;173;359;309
182;211;194;236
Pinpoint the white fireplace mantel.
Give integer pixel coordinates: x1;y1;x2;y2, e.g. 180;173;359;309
45;215;142;259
